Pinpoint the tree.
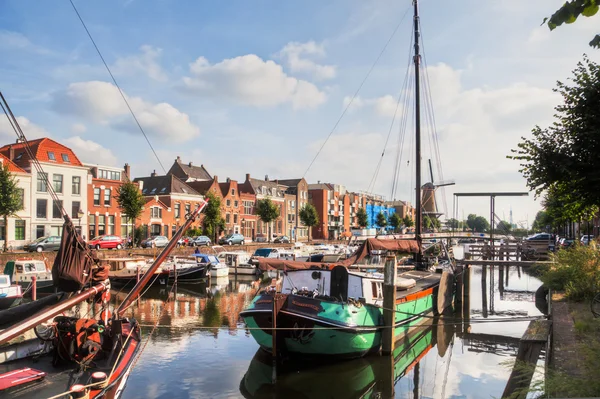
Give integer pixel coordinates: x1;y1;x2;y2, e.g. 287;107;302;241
202;191;224;242
256;198;280;242
543;1;599;48
496;220;512;233
532;210;551;232
0;164;23;251
356;207;368;228
509;56;600;208
466;213;489;232
403;215;414;228
423;215;441;231
466;214;477;231
376;212;387;230
115;181;145;246
446;218;459;229
389;213;402;232
299;204;319;242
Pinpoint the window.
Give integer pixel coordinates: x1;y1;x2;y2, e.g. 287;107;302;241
89;215;96;239
271;188;276;196
72;176;81;195
93;188;101;206
174;203;180;218
163;225;169;237
226;213;231;223
14;220;25;240
47;151;56;161
171;225;177;237
234;214;238;224
98;170;121;181
98;215;105;236
61;153;70;162
72;201;81;219
226;199;231;207
36;225;45;239
231;189;235;196
151;224;161;235
151;207;162;218
234;200;238;208
108;215;115;235
121;217;132;239
243;201;254;215
104;189;111;206
17;188;24;209
37;173;48;192
185;204;190;215
53;200;62;219
52;174;63;193
36;199;47;219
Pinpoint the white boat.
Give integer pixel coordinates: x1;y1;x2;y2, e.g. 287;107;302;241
0;275;22;309
3;259;53;292
210;263;229;278
106;257;170;286
217;252;256;275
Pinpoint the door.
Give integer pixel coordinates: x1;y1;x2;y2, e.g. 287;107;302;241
330;266;349;301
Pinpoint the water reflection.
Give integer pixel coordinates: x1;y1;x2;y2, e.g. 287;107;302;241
120;259;545;399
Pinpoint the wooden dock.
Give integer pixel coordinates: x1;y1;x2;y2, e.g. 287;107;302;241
457;259;552;267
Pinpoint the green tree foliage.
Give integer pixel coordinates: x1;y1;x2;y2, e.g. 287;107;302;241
423;215;441;231
509;56;600;211
376;212;387;229
496;220;512;233
466;213;489;232
389;213;402;232
532;210;552;232
403;215;414;228
115;181;145;245
446;218;459;229
256;198;280;241
202;191;225;242
356;207;368;228
299;204;319;241
0;164;23;250
543;0;599;48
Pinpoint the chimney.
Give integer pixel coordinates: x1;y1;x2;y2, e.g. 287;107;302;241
8;145;14;161
188;161;193;167
226;177;231;183
124;163;130;179
265;175;269;181
245;173;250;182
151;170;157;177
318;180;320;184
213;175;218;182
275;179;279;185
176;156;181;163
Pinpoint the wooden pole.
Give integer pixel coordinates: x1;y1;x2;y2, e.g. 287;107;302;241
481;265;488;318
382;255;397;355
31;276;37;301
271;295;277;384
173;263;177;286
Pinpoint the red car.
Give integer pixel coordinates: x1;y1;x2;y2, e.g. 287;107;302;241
88;235;124;250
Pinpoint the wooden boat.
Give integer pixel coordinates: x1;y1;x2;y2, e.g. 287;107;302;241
0;275;22;309
106;257;170;286
3;259;54;293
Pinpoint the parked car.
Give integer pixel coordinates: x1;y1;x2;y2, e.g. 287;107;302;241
526;233;554;242
581;235;594;245
255;233;268;243
559;238;575;248
88;235;124;250
24;236;61;252
191;236;211;247
141;236;169;248
273;235;290;244
219;233;245;246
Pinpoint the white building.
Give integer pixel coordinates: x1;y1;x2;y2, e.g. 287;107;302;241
0;138;89;241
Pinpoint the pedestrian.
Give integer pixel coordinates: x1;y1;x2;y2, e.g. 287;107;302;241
194;247;200;254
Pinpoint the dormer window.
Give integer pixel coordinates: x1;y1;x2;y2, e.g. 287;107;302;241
271;188;276;196
150;188;157;194
160;187;166;193
15;152;23;160
262;186;266;195
61;154;70;162
47;151;56;161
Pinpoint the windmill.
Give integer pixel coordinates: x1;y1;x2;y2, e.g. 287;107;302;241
421;159;455;220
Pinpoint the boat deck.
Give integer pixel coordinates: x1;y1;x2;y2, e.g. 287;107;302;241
396;270;441;300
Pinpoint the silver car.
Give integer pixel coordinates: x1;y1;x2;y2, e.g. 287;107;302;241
141;235;169;248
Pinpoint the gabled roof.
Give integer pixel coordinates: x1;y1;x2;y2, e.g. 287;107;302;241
0;153;27;174
308;183;334;191
187;179;219;196
218;180;239;198
277;178;303;187
247;178;287;197
0;138;83;169
168;157;212;181
134;174;200;196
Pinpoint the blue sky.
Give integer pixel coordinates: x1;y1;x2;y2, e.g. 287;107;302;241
0;0;598;226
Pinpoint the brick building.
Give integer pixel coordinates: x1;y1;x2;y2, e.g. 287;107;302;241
168;157;212;182
239;174;286;239
278;178;309;241
86;163;132;239
219;178;242;235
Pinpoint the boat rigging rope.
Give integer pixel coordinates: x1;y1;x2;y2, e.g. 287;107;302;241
67;0;166;174
302;5;412;178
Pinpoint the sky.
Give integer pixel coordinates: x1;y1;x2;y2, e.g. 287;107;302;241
0;0;598;227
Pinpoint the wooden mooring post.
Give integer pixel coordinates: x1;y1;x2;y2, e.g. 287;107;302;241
31;276;36;301
502;319;552;399
382;255;397;356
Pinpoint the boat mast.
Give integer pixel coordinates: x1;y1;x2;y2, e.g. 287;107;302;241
413;0;422;261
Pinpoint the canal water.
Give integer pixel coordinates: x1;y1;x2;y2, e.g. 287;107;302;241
117;250;544;399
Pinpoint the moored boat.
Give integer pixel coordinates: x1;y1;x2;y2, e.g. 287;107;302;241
106;257;170;286
3;259;54;293
217;251;256;275
164;256;209;282
0;275;22;309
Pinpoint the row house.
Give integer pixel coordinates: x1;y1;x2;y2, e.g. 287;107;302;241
386;200;416;223
239;174;286;240
278;178;309;241
168;156;212;182
134;172;205;239
86;163;131;240
308;182;349;240
0;154;30;246
218;178;243;235
0;138;89;241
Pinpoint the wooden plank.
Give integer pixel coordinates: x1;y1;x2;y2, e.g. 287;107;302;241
521;320;551;343
457;260;553;267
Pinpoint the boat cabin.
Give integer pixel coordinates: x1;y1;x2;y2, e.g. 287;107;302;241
4;259;52;283
0;275;12;289
217;252;251;267
105;258;147;271
193;254;220;265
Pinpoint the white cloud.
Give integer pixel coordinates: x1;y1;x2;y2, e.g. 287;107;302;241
277;41;336;80
71;123;87;134
0;116;50;141
0;30;50;54
113;45;167;81
182;54;327;109
52;81;200;141
342;94;400;117
64;136;118;166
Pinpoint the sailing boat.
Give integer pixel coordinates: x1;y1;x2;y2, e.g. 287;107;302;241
0;93;208;398
240;0;451;359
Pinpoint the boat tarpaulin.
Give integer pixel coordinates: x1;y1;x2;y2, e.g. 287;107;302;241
258;238;419;271
52;217;94;292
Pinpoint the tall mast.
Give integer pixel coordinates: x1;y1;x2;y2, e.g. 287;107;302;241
413;0;422;261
